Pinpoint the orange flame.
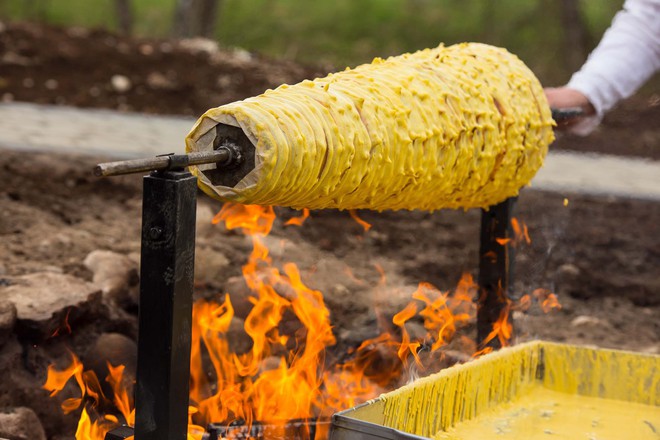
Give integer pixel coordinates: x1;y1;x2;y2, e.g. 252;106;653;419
532;288;562;313
348;210;372;232
392;302;421;366
413;275;476;351
489;305;513;347
47;202;559;439
190;203;361;429
511;217;531;245
285;208;310;226
497;217;531;248
44;351;127;439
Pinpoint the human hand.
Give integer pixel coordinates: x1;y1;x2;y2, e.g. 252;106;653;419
544;87;595;129
544;87;595;112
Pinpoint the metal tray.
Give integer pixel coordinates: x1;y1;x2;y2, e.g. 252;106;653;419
329;341;659;440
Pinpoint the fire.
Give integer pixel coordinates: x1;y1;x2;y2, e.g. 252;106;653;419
496;217;531;247
533;288;562;313
43;351;134;439
45;203;559;439
480;304;514;349
348;210;372;232
511;217;531;245
285;208;310;226
190;204;350;428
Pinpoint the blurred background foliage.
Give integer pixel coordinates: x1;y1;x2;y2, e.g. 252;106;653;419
0;0;623;83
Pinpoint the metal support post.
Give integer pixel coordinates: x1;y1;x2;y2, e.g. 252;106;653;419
105;169;197;440
477;197;516;349
136;170;196;440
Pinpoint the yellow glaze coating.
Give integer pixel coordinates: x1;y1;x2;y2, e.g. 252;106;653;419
377;342;659;438
186;43;554;211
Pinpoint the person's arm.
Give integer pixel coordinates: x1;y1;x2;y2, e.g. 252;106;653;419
547;0;660;135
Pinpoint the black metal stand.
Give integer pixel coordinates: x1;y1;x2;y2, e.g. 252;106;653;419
105;170;197;440
477;197;516;349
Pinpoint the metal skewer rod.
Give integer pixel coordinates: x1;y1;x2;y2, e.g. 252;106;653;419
94;145;240;177
550;107;585;123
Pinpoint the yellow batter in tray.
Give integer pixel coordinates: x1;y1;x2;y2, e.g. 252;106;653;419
436;385;659;440
331;342;659;440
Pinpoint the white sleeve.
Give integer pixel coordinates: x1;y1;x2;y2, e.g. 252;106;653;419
566;0;660;133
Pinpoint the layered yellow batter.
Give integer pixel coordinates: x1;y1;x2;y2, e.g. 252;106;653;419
435;385;660;440
186;43;554;211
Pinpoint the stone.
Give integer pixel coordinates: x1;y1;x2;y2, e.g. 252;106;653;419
146;72;177;90
139;44;154;56
556;263;580;278
404;321;428;343
194;246;230;289
224;276;255;320
0;302;17;346
554;263;581;288
178;38;219;55
196;203;218;238
232;48;253;63
83;250;139;305
110;74;131;93
0;407;47;440
227;317;252;355
1;272;102;339
84;333;137;398
258;356;282;374
570;315;610;328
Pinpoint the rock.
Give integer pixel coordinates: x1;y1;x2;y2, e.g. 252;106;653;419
84;333;137;399
194;246;230;289
570;315;610;328
360;342;400;380
371;283;419;321
44;79;58;90
179;38;219;55
554;263;581;288
83;250;139;306
139;43;154;55
232;48;253;63
0;302;17;346
196;203;217;238
404;321;427;343
216;74;233;88
110;74;131;93
1;272;102;339
258;356;283;374
556;263;580;277
146;71;177;90
227;317;252;354
0;407;47;440
224;276;255;320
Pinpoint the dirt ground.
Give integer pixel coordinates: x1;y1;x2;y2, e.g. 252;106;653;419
0;21;658;439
